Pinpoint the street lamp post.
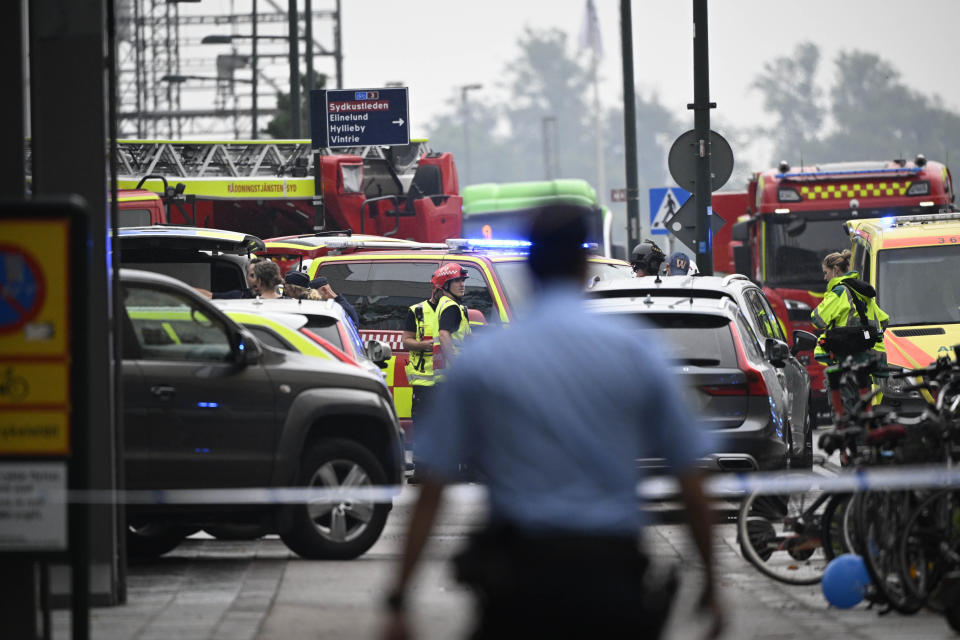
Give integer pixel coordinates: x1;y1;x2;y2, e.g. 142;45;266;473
542;115;558;180
460;83;482;185
288;0;300;137
251;0;258;138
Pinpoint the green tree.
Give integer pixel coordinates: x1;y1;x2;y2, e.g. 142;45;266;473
424;27;683;254
751;45;960;173
750;42;825;162
425;97;517;185
500;28;596;181
265;73;327;139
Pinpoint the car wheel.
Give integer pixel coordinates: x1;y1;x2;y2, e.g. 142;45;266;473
280;438;389;560
127;523;191;559
790;403;814;470
203;523;271;541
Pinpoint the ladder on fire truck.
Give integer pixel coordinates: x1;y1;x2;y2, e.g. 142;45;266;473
23;139;430;181
113;139;431;180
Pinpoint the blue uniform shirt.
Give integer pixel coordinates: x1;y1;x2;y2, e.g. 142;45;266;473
415;283;713;535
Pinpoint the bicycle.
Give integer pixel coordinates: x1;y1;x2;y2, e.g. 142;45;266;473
736;358;887;586
0;366;29;401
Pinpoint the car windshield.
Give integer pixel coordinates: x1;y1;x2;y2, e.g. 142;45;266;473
493;259;632;311
877;245;960;326
766;217;850;288
614;312;738;367
491;260;532;311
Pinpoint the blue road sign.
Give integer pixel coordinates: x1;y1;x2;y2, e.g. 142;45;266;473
311;88;410;149
648;187;691;235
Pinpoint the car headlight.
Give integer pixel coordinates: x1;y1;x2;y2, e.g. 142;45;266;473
907;181;930;196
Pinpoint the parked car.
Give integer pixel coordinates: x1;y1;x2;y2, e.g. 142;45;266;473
586;273;817;470
120;268;404;559
212;297;393;384
118;225;263;297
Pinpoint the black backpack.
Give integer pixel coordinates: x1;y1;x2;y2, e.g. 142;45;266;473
819;281;881;359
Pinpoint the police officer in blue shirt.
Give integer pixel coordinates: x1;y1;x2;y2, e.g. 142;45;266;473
383;206;724;640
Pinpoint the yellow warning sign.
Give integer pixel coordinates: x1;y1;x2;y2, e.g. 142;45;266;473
0;218;71;455
0;411;69;455
0;363;68;406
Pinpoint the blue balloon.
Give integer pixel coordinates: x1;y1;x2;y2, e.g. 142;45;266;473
821;554;871;609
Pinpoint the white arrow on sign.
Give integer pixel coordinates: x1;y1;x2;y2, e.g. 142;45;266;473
392;118;405;126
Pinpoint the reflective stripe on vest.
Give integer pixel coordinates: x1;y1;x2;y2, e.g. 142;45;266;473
432;296;471;381
405;300;439;386
435;295;471;354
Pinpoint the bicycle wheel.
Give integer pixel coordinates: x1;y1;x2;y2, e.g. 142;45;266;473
821;493;853;562
857;489;924;614
737;489;829;585
845;493;872;555
899;489;960;614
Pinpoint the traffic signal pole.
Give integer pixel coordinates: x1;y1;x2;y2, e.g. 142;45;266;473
691;0;715;275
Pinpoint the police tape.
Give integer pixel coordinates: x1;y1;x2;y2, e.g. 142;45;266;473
41;465;960;505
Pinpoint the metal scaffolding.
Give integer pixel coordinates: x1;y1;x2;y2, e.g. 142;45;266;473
116;0;342;140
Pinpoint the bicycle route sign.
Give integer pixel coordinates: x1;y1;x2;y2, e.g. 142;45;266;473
310;87;410;149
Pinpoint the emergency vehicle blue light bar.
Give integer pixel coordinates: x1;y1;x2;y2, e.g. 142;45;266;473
447;238;600;252
777;167;922;180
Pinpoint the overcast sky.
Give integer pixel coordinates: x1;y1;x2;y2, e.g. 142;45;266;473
330;0;960;140
182;0;960;168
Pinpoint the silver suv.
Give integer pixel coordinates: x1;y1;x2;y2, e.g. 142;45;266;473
586;274;817;470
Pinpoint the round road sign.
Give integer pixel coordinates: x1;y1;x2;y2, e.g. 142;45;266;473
667;129;734;193
0;245;46;335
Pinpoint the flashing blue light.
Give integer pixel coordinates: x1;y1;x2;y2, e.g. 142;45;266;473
455;238;598;251
238;342;245;351
464;238;532;249
196;402;219;408
194;447;211;453
881;215;897;229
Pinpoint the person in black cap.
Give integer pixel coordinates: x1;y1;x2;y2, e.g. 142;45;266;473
284;269;360;327
630;239;667;277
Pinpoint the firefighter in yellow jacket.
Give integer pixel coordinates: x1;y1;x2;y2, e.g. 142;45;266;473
401;263;472;418
811;249;889;365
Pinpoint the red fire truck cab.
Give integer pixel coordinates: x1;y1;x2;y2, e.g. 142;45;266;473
712;156;955;420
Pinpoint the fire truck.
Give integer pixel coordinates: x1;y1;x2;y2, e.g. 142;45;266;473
111;139;462;243
712;156;955;419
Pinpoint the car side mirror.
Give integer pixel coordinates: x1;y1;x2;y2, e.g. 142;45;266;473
765;337;790;368
235;328;262;366
366;339;392;367
467;308;487;326
791;329;818;356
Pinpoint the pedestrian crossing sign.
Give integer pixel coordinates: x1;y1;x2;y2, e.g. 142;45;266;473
648;187;691;235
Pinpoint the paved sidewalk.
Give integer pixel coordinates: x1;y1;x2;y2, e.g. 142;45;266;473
52;491;955;640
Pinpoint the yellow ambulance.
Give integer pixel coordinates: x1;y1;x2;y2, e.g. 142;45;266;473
845;211;960;410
